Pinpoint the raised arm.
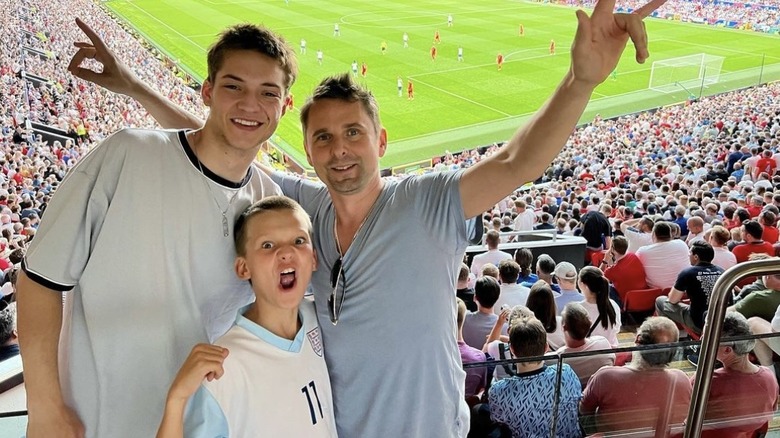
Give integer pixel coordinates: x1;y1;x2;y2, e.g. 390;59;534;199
68;18;202;130
460;0;666;219
482;308;510;351
17;272;85;438
157;344;229;438
620;217;641;233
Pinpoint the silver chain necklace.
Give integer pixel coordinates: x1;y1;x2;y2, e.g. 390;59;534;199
197;159;241;237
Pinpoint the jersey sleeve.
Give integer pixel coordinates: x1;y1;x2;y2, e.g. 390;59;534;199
183;385;229;438
22;130;130;291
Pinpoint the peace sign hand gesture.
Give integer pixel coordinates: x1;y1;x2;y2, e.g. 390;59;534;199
570;0;667;87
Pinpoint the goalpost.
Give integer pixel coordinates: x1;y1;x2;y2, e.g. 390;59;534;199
648;53;725;95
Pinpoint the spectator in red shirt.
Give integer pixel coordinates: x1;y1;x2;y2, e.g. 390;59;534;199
601;236;647;307
732;220;775;264
694;312;778;438
746;195;763;219
722;204;741;230
760;210;779;244
754;150;777;180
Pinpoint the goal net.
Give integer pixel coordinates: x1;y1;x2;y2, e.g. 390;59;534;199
648;53;725;94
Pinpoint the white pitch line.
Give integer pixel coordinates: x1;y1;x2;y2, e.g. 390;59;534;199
411;51;566;78
127;2;205;52
653;37;780;60
408;77;512;117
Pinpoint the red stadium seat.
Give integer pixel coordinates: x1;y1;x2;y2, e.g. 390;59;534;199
588;249;607;267
682;325;701;341
623;287;665;313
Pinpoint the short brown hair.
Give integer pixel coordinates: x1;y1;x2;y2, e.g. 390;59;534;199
509;317;547;358
458;263;470;282
485;230;501;247
709;225;730;246
207;24;297;90
233;196;311;256
498;259;520;283
561;302;591;341
611;235;629;255
300;74;381;136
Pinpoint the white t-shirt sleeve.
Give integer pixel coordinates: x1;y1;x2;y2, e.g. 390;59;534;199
23;131;127;290
183;385;229;438
772;304;780;332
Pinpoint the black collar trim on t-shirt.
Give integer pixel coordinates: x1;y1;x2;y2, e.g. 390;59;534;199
178;130;252;189
515;364;548;378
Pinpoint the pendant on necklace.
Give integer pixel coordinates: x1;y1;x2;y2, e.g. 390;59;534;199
222;213;229;237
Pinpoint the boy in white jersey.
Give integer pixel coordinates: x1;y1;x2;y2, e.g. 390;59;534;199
157;196;336;437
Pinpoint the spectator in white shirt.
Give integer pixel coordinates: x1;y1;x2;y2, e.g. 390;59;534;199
749;304;780;374
636;221;690;289
513;199;536;232
578;266;622;347
471;230;512;276
708;225;737;271
685;216;707;247
620;216;654;253
494;260;531;315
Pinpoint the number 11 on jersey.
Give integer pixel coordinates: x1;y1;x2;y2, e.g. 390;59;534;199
301;380;324;424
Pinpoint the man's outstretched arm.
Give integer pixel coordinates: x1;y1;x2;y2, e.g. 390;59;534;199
460;0;666;219
68;18;202;130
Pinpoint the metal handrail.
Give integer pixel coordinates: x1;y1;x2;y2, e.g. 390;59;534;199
685;258;780;438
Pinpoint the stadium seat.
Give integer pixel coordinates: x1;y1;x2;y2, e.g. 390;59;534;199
588;249;607;267
682;325;701;341
622;287;665;313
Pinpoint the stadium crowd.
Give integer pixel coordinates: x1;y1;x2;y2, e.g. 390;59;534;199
1;0;780;436
562;0;780;32
0;0;210;300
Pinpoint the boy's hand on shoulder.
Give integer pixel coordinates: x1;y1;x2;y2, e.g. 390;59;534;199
167;344;229;403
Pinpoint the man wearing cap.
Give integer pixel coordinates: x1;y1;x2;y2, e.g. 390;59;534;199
554;262;584;314
694;312;778;437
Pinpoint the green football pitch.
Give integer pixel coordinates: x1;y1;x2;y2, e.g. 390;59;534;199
105;0;780;170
